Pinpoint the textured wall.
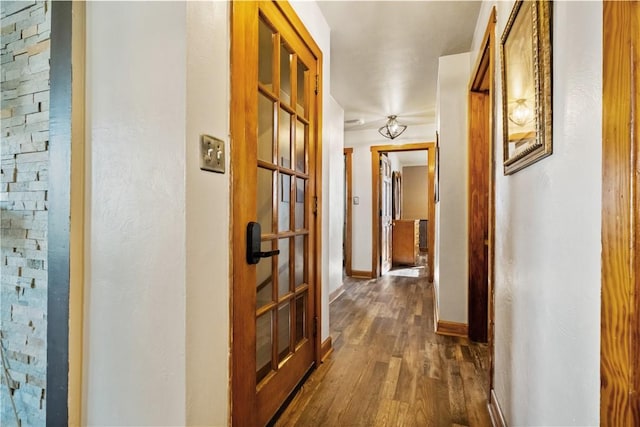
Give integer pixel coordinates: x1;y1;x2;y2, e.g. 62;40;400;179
0;1;50;426
84;2;187;424
471;1;602;424
434;52;470;324
185;1;230;424
326;95;344;297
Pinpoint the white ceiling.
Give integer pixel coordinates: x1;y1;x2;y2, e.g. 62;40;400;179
316;1;481;130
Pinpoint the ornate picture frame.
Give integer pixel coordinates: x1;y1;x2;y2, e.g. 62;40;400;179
500;0;552;175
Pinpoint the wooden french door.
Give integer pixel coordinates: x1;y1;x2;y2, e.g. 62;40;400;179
380;154;393;274
231;2;322;426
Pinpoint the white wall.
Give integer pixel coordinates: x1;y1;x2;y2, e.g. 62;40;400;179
473;1;602;425
84;2;187;425
345;124;436;273
434;52;470;324
326;96;345;297
85;2;334;425
185;2;230;425
349;143;374;272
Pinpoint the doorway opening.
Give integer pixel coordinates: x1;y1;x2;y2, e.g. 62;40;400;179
383;151;428;277
370;143;435;281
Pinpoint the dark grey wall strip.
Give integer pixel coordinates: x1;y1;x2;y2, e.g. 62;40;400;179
47;1;72;425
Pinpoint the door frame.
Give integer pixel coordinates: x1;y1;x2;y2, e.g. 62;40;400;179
229;1;323;425
467;7;496;345
468;5;497;414
601;1;639;423
370;142;435;280
344;148;353;277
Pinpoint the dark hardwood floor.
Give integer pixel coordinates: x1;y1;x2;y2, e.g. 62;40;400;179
275;258;491;426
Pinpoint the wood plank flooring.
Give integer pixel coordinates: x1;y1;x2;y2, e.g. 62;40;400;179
275;259;491;426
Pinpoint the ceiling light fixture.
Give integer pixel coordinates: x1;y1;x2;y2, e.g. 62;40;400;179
378;115;407;140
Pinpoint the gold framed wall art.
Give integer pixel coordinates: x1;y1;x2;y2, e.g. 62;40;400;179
501;0;552;175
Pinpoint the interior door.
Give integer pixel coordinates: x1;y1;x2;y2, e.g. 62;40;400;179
468;53;492;344
380;154;393;274
231;2;321;425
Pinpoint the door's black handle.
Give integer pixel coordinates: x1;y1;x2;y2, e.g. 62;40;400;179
247;222;280;264
257;249;280;258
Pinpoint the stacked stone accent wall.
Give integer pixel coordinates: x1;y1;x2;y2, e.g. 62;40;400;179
0;1;50;425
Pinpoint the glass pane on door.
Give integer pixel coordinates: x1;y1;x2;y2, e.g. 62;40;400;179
296;59;307;116
295;120;306;172
295;294;306;344
294;235;305;287
278;302;291;362
256;311;273;383
258;20;273;88
258;93;274;163
257;167;273;234
295;178;305;230
280;43;292;105
278;173;291;232
256;240;274;309
279;108;291;168
278;238;291;297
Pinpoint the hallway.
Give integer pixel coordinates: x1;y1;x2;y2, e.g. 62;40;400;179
276;261;491;426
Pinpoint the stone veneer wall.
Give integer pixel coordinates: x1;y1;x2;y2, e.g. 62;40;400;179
0;1;51;426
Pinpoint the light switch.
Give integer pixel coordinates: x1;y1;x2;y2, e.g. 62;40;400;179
353;196;359;205
200;134;225;173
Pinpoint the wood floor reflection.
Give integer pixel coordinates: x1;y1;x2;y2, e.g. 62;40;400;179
275;259;491;427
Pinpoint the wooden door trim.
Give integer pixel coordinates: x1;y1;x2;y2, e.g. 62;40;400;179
601;1;640;424
230;2;257;424
68;3;86;424
370;143;435;280
344;148;353;276
230;1;323;425
467;4;496;392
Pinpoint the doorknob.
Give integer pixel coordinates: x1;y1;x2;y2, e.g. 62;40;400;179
247;222;280;264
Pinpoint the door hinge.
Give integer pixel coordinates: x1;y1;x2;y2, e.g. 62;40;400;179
313;317;318;337
313;196;318;215
314;75;319;95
